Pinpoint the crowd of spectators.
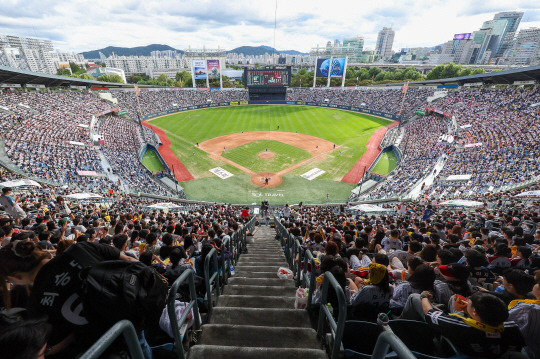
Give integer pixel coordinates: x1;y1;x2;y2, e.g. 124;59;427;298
286;88;431;119
113;89;249;118
278;201;540;358
0;90;118;192
366;116;451;199
97;115;171;195
423;87;540;200
0;192;251;358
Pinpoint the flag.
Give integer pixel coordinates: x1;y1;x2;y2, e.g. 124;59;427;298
402;82;409;94
134;84;139;96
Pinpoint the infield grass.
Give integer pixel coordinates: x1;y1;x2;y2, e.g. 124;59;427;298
372;151;398;176
148;105;392;203
222;140;312;173
141;149;165;172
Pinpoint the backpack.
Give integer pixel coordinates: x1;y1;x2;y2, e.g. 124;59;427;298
80;260;169;330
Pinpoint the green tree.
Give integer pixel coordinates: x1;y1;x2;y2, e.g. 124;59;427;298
78;73;93;80
56;68;71;76
472;68;486;75
368;67;382;79
156;73;170;83
97;74;124;83
69;62;84;75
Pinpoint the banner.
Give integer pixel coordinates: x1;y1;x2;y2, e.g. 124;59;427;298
209;167;233;179
316;58;346;78
193;60;207;79
301;168;326;180
206;59;220;79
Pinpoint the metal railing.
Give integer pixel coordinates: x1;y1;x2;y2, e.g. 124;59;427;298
204;247;219;318
302;248;317;308
316;272;347;359
79;320;144;359
372;332;416;359
167;269;202;359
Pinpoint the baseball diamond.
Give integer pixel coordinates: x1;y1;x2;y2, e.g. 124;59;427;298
145;105;394;204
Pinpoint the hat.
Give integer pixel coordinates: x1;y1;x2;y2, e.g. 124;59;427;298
364;263;387;285
439;263;469;280
58;218;68;226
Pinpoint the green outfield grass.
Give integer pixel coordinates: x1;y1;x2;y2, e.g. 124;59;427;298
141;149;166;172
222;140;312;173
148;105;392;203
371;151;398;175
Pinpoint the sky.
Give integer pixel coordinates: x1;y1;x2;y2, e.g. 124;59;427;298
0;0;539;53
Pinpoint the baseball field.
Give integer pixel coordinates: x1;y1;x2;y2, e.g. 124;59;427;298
145;105;393;204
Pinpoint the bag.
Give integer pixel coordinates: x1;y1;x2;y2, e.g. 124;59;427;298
294;287;308;309
80;260;169;330
159;300;201;338
277;267;294;280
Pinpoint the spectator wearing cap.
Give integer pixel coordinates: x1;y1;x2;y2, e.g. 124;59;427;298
438;263;473;297
420;291;524;357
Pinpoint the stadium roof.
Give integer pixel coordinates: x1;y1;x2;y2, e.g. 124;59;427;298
379;65;540;87
0;65;145;88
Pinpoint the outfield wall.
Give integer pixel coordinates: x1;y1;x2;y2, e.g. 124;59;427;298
140;100;403;122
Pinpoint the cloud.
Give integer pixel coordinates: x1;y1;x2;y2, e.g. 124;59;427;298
0;0;537;54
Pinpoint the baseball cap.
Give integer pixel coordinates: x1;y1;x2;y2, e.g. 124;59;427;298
439;263;469;280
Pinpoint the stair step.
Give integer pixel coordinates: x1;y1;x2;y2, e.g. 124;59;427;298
236;260;288;267
218;295;295;308
228;277;295;287
234;271;278;279
212;307;311;327
199;324;321;349
235;265;284;272
189;345;328;359
240;255;285;261
225;284;295;297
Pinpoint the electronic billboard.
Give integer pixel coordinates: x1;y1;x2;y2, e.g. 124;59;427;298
244;66;291;87
453;33;471;40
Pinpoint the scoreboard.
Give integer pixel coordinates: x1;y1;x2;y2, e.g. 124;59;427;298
244;66;291;87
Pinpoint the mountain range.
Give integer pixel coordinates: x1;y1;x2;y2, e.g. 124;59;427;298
80;44;308;59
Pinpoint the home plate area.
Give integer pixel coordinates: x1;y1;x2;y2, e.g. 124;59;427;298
251;172;282;188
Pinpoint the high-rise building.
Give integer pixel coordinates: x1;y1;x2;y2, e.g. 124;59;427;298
493;11;523;57
342;36;364;63
0;33;87;74
502;27;540;65
0;34;56;73
375;27;395;59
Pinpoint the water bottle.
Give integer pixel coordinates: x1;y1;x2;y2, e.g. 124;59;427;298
230;265;235;276
495;285;504;292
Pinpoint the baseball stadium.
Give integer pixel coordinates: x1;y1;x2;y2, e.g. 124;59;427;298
1;3;540;359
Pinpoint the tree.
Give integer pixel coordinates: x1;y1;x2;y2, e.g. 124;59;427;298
472;68;486;75
156;73;170;84
56;68;71;76
368;67;382;79
427;63;463;80
69;62;84;75
78;73;93;80
97;74;124;83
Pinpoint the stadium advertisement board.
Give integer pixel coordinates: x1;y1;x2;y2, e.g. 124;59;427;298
141;101;401;122
207;60;220;79
316;58;346;78
193;60;207;79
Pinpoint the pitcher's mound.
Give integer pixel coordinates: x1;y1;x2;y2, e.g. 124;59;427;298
251;172;282;188
258;151;275;159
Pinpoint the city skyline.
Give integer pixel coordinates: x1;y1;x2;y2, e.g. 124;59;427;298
0;0;539;54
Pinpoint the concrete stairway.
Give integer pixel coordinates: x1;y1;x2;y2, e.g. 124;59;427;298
189;226;327;359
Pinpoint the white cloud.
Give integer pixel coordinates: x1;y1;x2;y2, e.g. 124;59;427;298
0;0;538;53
